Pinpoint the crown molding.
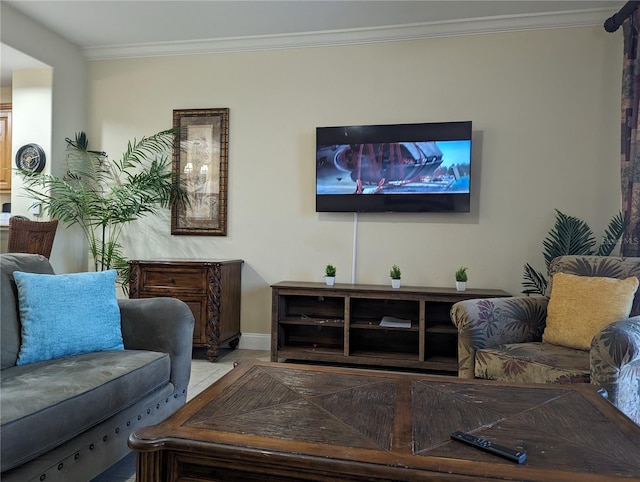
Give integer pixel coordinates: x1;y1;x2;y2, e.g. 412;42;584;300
83;8;610;61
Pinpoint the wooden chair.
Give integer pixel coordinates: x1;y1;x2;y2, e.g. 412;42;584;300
7;217;59;259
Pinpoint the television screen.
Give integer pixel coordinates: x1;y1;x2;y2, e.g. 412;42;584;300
316;121;472;212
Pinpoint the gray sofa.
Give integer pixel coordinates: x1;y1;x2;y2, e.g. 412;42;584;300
0;253;195;482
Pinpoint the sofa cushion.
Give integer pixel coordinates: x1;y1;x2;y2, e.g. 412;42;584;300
14;270;124;365
475;342;590;384
0;349;170;472
0;254;55;369
543;273;638;350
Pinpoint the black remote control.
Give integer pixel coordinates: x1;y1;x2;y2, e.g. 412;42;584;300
450;431;526;464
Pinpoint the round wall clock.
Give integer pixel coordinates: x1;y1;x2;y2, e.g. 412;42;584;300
15;143;46;172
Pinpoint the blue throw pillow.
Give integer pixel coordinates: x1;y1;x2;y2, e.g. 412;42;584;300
14;270;124;366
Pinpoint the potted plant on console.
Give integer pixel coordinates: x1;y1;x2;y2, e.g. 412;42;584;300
455;267;468;291
390;264;401;289
325;264;336;286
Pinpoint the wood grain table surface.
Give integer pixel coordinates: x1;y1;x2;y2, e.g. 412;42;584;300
130;359;640;481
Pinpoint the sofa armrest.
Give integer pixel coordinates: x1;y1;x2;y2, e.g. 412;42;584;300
450;296;548;378
590;316;640;425
118;298;194;393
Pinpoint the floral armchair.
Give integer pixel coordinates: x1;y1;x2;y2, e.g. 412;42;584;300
450;256;640;425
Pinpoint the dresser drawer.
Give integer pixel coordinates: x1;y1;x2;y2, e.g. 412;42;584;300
140;267;206;293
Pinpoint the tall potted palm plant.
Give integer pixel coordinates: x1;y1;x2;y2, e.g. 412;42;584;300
21;129;188;287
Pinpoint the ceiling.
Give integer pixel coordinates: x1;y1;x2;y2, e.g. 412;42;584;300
1;1;626;87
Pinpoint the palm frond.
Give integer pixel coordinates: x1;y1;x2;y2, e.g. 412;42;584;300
522;263;547;295
523;209;625;295
542;209;595;268
115;128;178;172
597;211;626;256
64;133;111;188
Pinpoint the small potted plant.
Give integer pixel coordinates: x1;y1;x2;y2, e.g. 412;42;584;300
325;264;336;286
390;264;401;288
455;267;468;291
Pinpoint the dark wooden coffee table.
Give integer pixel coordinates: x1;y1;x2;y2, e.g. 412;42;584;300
129;360;640;481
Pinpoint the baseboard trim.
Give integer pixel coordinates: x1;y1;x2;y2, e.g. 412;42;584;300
234;333;270;351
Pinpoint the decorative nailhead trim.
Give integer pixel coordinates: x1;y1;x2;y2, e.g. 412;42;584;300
27;392;188;482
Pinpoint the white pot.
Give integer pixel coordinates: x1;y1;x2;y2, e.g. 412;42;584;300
391;279;401;289
325;276;335;286
456;281;466;291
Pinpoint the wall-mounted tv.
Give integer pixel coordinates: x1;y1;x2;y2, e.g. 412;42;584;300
316;121;472;213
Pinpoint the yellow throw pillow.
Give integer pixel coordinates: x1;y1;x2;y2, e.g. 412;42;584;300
543;273;639;351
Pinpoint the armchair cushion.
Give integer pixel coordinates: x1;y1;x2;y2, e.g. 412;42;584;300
543;273;638;350
475;342;590;384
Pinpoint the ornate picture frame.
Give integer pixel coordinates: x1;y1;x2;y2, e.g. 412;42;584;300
171;108;229;236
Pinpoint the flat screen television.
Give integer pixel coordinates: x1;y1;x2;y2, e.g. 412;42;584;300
316;121;472;213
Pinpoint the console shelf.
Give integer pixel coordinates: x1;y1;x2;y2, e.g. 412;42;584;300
271;281;509;374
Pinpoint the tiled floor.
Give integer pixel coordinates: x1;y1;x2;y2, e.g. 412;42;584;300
91;348;270;482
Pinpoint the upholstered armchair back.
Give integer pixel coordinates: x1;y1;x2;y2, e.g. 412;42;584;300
547;256;640;316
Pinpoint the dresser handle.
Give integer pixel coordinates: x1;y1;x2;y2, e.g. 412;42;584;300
168;277;175;283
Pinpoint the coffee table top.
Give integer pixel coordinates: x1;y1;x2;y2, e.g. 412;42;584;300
130;360;640;481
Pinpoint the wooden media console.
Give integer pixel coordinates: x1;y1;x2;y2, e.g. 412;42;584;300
271;281;509;374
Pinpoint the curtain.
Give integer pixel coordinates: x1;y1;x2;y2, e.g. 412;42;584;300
621;10;640;256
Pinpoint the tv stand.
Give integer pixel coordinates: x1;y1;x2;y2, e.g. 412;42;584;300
271;281;509;374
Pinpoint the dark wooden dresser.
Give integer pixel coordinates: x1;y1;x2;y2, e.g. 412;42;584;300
129;259;243;361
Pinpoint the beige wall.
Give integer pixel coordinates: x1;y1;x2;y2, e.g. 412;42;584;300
11;69;53;216
0;87;11;103
1;2;87;273
87;26;623;337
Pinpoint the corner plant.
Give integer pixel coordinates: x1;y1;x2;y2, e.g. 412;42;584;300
455;267;468;282
390;264;401;279
325;264;336;277
21;129;188;287
522;209;625;295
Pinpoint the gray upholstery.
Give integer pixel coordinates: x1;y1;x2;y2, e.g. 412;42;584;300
1;350;170;471
1;253;54;369
0;253;195;482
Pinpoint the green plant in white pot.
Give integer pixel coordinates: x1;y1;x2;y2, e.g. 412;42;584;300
21;130;188;290
325;264;336;286
455;267;468;291
390;264;401;288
